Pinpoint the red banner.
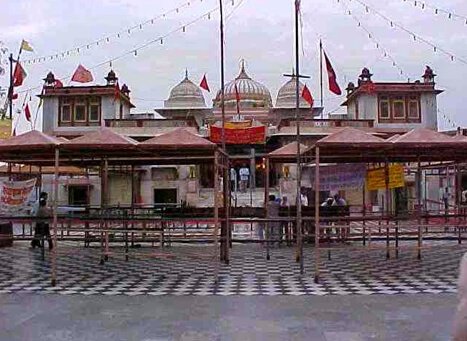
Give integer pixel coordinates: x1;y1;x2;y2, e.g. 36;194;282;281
210;125;266;144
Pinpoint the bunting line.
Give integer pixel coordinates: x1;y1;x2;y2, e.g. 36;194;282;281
22;0;211;65
338;0;409;80
347;0;467;66
17;2;231;95
400;0;467;25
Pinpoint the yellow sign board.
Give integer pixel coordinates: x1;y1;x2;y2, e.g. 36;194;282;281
367;164;405;191
0;119;12;139
224;120;252;129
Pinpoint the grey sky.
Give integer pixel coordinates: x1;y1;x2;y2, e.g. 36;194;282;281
1;0;467;132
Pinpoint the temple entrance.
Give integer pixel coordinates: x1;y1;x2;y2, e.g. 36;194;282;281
68;185;89;206
154;188;177;205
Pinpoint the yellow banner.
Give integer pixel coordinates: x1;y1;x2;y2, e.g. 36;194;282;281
224;120;252;129
367;164;405;191
0;119;12;139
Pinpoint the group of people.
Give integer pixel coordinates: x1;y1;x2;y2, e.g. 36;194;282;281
321;193;347;207
30;191;53;250
230;165;250;193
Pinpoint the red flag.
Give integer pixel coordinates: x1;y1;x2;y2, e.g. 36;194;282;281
13;62;27;87
301;84;314;107
54;79;63;88
200;74;210;92
24;103;31;122
71;64;93;83
234;83;241;114
323;51;342;96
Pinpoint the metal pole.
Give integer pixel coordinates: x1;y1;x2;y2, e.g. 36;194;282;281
51;148;59;286
8;53;13;120
265;157;270;260
219;0;225;151
294;0;304;274
314;147;320;283
319;40;324;113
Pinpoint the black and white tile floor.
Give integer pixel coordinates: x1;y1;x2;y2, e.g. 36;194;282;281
0;242;462;296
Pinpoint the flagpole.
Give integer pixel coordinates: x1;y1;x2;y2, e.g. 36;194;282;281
8;43;24;120
294;0;304;275
319;39;324;118
219;0;230;265
8;53;13;120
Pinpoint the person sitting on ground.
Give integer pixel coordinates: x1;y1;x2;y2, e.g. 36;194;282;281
32;196;53;250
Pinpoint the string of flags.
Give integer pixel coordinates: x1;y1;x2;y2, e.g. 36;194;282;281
349;0;467;66
21;0;216;65
15;3;227;96
338;0;408;80
401;0;467;24
438;110;458;129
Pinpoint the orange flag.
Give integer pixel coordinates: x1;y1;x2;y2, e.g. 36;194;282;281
71;64;93;83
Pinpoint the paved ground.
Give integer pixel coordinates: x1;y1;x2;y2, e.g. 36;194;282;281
0;294;458;340
0;242;463;295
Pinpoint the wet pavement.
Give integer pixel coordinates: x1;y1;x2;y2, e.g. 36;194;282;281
0;294;458;340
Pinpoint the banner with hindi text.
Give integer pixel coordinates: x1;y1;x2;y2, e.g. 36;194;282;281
309;164;366;191
210;125;266;144
0;178;37;214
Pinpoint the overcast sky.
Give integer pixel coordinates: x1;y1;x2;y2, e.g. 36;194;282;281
1;0;467;132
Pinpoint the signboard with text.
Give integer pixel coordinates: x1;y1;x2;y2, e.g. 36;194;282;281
309;164;366;191
367;164;405;191
210;125;266;144
0;178;37;214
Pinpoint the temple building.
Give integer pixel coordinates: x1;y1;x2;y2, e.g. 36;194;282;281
37;63;444;210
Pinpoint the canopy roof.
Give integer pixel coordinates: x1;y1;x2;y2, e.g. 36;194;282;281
0;128;219;166
390;128;458;146
140;128;216;150
309;127;467;163
268;142;310;163
63;127;138;151
316;127;388;147
0;130;61;152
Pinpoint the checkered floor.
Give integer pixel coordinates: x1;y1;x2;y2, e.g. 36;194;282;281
0;241;463;296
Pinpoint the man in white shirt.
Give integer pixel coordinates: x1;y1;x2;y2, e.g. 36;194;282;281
239;165;250;192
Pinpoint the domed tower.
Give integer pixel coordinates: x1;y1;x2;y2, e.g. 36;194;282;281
213;61;272;109
275;72;309;108
164;70;206;108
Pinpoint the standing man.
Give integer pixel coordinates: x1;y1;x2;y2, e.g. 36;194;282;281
239;164;250;193
230;167;237;193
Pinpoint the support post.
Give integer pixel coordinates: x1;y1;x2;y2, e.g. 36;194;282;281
314;147;320;283
417;159;422;260
214;151;220;262
51;148;59;286
385;161;390;260
265;157;270;260
294;0;304;275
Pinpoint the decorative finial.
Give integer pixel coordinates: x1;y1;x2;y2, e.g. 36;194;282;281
240;58;246;72
184;68;188;80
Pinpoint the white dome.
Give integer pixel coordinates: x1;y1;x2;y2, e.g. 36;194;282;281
276;76;309;108
164;72;206;108
214;63;272;108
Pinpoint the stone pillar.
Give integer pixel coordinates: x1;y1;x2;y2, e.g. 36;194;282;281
250;148;256;189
